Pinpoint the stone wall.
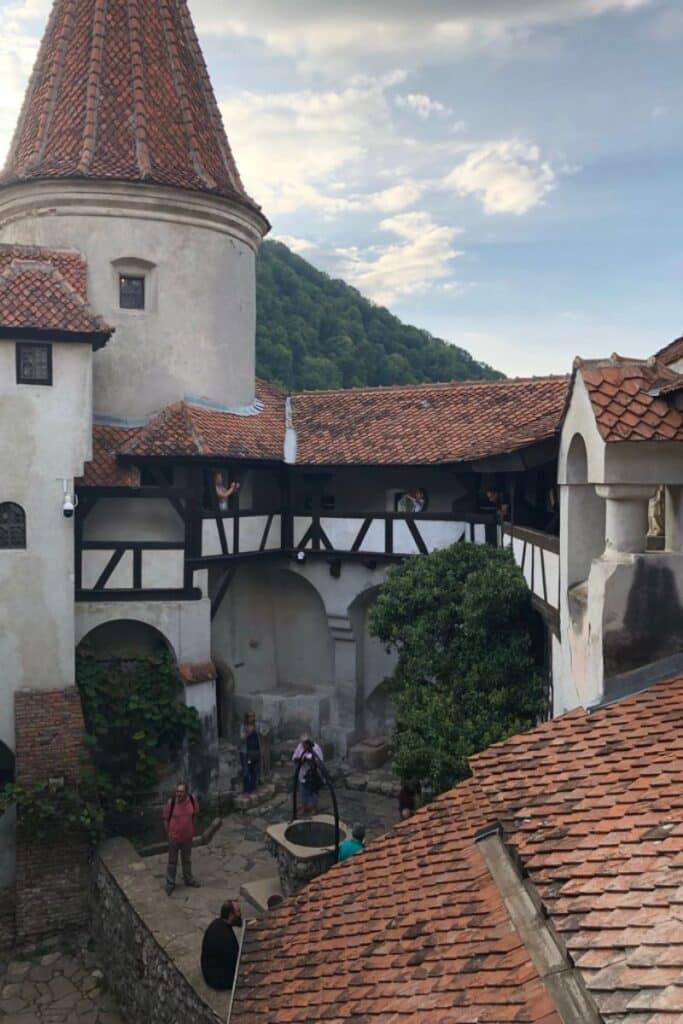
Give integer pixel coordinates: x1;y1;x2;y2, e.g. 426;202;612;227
14;687;91;944
91;838;227;1024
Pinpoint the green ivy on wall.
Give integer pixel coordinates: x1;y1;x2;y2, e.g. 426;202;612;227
76;646;200;830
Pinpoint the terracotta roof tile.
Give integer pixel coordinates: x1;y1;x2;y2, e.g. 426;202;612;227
118;379;286;461
0;0;266;223
0;243;112;343
654;335;683;366
234;676;683;1024
291;376;569;466
79;426;140;487
579;357;683;443
232;776;563;1024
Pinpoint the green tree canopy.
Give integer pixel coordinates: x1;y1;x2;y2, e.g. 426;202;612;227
368;543;544;792
256;241;502;391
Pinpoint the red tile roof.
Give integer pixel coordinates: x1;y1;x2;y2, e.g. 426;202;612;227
80;426;140;487
233;675;683;1024
291;376;569;465
653;335;683;367
0;244;112;344
470;677;683;1023
578;356;683;443
234;776;563;1024
1;0;265;223
118;379;286;461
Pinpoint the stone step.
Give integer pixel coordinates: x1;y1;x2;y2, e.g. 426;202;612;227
233;782;276;812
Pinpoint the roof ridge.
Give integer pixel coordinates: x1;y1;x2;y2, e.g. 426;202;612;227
126;0;152;178
291;375;569;399
77;0;107;174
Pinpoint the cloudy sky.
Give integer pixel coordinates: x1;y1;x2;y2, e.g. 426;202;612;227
1;0;683;376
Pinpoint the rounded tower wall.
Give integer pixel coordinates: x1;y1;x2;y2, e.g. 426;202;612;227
0;180;265;421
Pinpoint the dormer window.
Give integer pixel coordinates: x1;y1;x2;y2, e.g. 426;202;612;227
16;342;52;385
119;274;145;310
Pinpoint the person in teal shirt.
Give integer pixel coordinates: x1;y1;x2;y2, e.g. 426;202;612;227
338;824;365;861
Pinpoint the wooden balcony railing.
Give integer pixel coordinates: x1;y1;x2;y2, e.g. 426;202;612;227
500;523;560;615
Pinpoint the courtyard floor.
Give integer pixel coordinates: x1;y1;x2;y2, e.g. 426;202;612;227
145;784;398;925
1;782;398;1023
0;946;125;1024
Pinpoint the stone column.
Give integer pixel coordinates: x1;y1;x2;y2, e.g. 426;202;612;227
595;484;657;558
327;615;358;757
665;486;683;552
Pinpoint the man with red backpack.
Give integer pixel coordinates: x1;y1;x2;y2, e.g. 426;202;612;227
163;781;201;895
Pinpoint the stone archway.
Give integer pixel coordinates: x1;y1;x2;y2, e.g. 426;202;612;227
348;586;398;740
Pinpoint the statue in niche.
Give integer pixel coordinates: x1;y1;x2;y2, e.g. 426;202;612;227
648;486;665;548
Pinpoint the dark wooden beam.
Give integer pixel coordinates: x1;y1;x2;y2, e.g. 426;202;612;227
93;547;126;590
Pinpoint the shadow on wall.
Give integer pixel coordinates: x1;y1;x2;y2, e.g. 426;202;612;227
348;586;398;740
603;559;683;679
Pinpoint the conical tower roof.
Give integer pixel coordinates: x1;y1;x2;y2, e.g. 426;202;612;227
1;0;263;218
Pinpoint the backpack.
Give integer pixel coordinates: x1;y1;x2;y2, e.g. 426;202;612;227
307;758;322;794
166;793;196;821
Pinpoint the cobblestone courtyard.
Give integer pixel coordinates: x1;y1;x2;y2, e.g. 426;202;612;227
1;783;397;1023
0;947;125;1024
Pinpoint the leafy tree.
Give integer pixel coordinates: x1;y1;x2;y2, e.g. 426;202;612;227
368;543;544;792
256;241;502;391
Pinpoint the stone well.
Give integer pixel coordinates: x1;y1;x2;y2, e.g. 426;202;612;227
266;814;350;895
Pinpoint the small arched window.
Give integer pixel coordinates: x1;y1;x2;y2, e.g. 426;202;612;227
0;503;26;549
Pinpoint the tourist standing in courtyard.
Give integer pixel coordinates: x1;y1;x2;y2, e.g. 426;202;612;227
201;900;243;991
241;711;260;794
292;734;324;816
163;781;201;895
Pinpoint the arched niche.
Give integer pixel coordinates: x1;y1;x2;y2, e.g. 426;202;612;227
0;502;26;549
348;585;397;739
564;433;606;588
76;619;175;661
211;564;334;696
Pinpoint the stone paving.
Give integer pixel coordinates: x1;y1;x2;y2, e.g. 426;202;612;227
0;946;125;1024
145;781;399;926
0;776;398;1024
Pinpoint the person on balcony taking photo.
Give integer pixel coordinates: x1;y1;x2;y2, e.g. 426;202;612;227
214;470;239;512
398;488;427;514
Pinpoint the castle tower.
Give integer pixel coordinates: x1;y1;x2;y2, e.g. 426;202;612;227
0;0;269;422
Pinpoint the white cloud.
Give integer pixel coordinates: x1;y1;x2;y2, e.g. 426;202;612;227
193;0;654;72
444;139;556;215
220;78;427;217
271;234;316;254
395;93;451;119
0;1;48;166
335;211;463;306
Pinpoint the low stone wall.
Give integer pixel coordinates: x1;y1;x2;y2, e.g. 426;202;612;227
91;838;228;1024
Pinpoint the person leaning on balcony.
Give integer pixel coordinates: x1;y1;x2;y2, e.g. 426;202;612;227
398;488;425;513
163;781;201;895
214;470;239;512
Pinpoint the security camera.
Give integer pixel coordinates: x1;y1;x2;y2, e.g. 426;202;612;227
58;478;78;519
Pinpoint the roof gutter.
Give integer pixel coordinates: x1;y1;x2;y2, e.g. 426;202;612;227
474;822;604;1024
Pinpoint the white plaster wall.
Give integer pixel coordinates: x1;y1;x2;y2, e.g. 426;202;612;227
0;182;267;421
85;499;183;542
202;514;281;557
75;598;211;665
0;340;93;750
294;516;482;555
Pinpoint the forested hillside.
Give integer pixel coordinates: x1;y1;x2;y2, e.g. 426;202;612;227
255;241;501;391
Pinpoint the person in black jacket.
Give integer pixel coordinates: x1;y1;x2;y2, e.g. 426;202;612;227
201;900;243;990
